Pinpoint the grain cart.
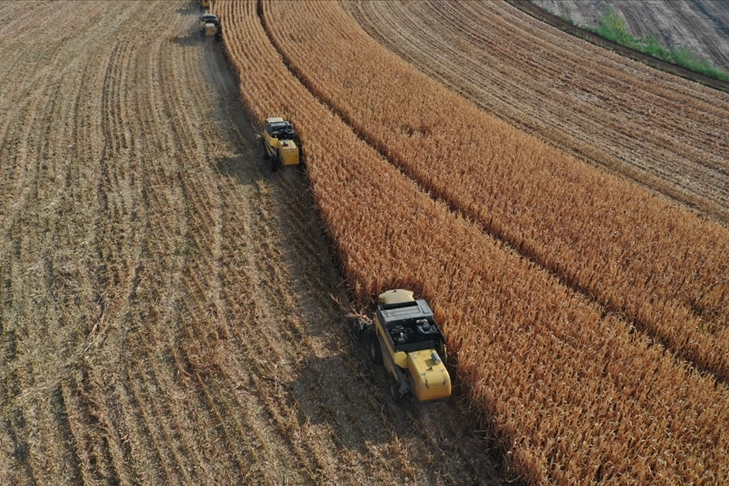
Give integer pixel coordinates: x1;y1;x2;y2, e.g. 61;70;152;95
359;289;451;402
199;13;221;41
260;117;302;172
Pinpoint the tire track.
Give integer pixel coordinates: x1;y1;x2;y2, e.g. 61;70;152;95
2;2;211;484
148;17;265;481
108;18;219;482
83;9;176;482
119;6;311;482
69;5;160;480
0;2;124;481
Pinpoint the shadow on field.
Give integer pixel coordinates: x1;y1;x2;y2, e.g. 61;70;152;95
181;5;521;483
290;348;521;484
171;34;207;47
216;155;247;178
193;29;268;185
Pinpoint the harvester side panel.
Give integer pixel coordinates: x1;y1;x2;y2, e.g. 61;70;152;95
407;349;451;401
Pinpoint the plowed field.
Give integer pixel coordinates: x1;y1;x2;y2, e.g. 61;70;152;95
0;1;511;485
344;0;729;225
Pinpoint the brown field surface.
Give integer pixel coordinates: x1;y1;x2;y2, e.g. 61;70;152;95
0;1;511;484
3;0;729;485
344;0;729;225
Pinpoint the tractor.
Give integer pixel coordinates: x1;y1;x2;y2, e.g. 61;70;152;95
358;289;451;403
260;117;302;172
199;13;221;41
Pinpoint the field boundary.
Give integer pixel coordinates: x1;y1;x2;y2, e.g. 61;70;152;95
506;0;729;93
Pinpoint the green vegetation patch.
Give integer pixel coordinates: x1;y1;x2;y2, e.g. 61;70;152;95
586;5;729;81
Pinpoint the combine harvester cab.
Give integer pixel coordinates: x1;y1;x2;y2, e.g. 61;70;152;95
367;289;451;403
260;117;302;172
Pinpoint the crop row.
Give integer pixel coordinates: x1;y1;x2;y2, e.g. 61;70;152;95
342;0;729;227
218;0;729;483
264;0;729;384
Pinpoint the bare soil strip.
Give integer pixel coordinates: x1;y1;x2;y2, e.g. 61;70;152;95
0;1;512;484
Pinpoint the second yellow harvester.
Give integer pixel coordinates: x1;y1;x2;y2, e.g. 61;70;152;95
261;117;302;172
360;289;451;402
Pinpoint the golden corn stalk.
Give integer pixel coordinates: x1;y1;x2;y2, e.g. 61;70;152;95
219;0;729;483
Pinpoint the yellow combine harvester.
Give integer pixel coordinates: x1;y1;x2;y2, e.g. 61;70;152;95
260;117;302;172
199;0;211;11
359;289;451;402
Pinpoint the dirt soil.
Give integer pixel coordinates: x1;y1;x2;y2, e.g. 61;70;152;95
344;0;729;225
0;1;517;485
534;0;729;71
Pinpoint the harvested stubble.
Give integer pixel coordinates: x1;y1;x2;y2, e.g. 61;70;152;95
220;0;729;483
263;0;729;384
1;1;360;483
